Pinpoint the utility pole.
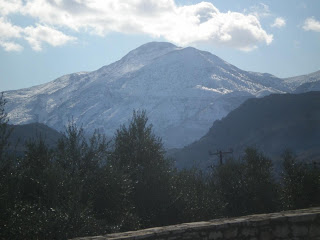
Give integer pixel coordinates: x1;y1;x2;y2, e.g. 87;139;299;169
209;149;233;165
304;161;320;168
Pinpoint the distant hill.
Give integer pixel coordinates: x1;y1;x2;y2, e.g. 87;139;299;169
7;123;62;154
284;70;320;91
170;91;320;169
294;81;320;93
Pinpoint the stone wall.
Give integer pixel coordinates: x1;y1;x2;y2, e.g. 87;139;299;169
73;207;320;240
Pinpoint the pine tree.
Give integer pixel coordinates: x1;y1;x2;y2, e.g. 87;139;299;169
111;110;173;227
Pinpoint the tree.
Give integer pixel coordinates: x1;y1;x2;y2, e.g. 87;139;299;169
170;168;221;223
111;110;173;227
18;137;54;206
281;150;320;210
54;122;110;238
213;158;248;216
56;121;105;176
0;93;12;164
0;93;15;239
91;163;139;233
213;148;279;216
4;138;68;239
242;148;279;214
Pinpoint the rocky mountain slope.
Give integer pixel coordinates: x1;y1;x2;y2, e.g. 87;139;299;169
3;42;316;148
170;91;320;169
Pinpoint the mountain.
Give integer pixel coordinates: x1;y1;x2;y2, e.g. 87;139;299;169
284;70;320;91
2;42;307;148
294;81;320;93
7;123;62;154
169;91;320;169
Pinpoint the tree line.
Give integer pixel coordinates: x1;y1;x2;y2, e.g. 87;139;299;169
0;94;319;239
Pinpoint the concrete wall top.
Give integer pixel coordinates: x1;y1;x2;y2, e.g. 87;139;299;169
72;207;320;240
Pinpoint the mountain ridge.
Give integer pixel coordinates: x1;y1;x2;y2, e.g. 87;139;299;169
4;42;319;148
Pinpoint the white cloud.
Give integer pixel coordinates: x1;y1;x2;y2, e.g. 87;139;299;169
24;24;76;51
0;0;22;16
0;17;23;51
246;3;271;19
0;17;22;39
0;40;23;51
0;0;273;51
0;17;75;52
271;17;286;28
303;17;320;32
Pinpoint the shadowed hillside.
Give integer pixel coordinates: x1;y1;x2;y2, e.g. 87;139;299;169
171;91;320;169
7;123;62;154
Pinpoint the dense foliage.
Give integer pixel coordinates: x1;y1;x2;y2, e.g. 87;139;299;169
0;97;319;239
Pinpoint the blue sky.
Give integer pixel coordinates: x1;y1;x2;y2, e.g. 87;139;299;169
0;0;320;91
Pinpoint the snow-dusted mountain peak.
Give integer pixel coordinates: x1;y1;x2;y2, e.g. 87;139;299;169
4;42;309;148
121;42;179;64
127;42;178;55
93;42;181;78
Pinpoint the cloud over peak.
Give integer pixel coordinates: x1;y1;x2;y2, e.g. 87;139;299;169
0;0;273;52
